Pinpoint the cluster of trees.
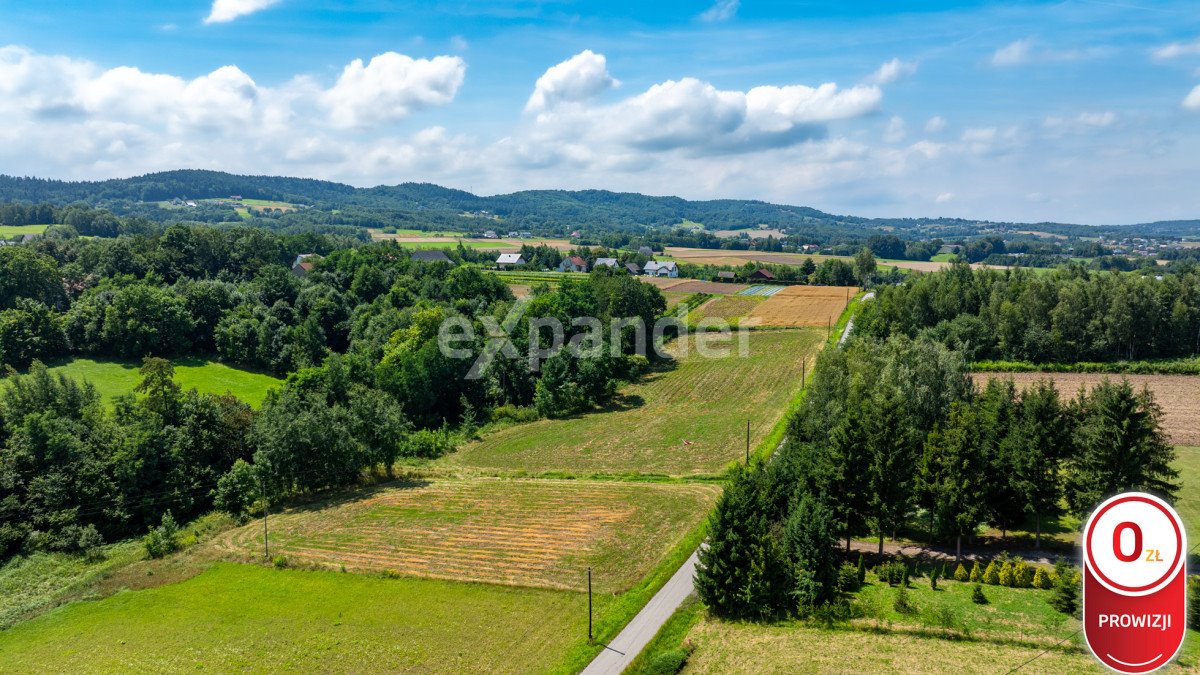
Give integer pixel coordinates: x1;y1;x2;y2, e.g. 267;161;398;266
0;218;674;562
0;360;255;558
864;235;942;262
856;262;1200;362
696;337;1177;619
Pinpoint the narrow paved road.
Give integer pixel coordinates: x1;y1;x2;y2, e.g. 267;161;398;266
580;549;700;675
838;291;874;346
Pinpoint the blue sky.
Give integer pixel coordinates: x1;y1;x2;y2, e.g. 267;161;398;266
1;0;1199;223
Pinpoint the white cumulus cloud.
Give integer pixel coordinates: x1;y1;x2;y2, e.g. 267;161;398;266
525;50;617;113
924;116;947;133
323;52;465;128
867;58;917;85
205;0;281;24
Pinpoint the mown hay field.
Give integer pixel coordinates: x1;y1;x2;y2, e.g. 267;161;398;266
972;372;1200;445
663;246;1005;272
212;479;717;593
0;563;589;674
445;329;823;476
746;285;858;327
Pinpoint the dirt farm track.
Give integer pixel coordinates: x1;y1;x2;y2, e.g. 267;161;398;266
972;371;1200;446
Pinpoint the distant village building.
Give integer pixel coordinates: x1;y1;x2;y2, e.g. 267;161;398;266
557;255;589;273
483;230;499;239
291;253;321;277
643;261;679;278
593;257;618;269
748;268;776;281
519;231;532;239
717;271;736;281
411;250;452;264
570;230;582;238
496;253;525;268
624;262;642;275
508;231;520;238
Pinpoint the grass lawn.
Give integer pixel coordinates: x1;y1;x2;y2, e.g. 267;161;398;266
43;357;282;407
679;574;1200;673
209;478;718;593
0;563;590;674
0;224;49;238
443;329;823;476
1175;446;1200;544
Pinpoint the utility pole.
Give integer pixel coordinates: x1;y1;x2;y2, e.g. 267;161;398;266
802;360;806;385
261;474;269;561
587;567;593;641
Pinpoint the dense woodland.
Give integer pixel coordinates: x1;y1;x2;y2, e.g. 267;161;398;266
696;337;1178;620
0;222;668;562
6;170;1197;246
856;262;1200;362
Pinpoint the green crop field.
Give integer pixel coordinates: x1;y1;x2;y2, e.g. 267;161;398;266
443;329;823;476
0;563;590;674
42;358;282;407
0;224;49;238
210;478;718;593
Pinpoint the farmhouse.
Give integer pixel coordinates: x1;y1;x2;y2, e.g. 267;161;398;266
643;261;679;278
593;257;618;269
717;271;736;281
411;250;452;263
496;253;525;268
558;255;589;273
291;253;321;277
625;262;642;275
483;230;499;239
748;268;776;281
508;231;520;238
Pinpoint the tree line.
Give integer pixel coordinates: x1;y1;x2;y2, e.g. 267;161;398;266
856;262;1200;362
696;336;1177;620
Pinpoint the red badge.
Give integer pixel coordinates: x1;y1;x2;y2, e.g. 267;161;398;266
1083;492;1187;673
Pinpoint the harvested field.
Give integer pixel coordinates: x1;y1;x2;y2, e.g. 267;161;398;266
746;285;858;327
972;372;1200;445
211;479;718;593
691;295;765;322
447;329;824;476
639;276;692;290
663;280;748;295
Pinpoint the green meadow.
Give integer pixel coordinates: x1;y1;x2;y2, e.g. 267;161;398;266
42;358;282;407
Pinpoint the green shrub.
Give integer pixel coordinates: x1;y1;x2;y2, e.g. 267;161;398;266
403;428;455;458
837;562;861;593
215;459;259;521
930;566;939;590
969;561;983;583
998;561;1014;587
954;563;969;582
143;512;181;559
642;648;690;675
272;555;288;568
972;584;989;605
856;554;866;585
1012;561;1032;588
1049;574;1079;615
1189;577;1200;630
893;586;917;614
1033;567;1053;590
901;567;910;588
983;561;1000;585
488;404;539;425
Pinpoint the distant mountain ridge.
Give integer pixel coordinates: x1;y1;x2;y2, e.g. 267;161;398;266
0;169;1195;237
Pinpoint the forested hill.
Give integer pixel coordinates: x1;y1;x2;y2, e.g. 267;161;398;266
0;169;1195;238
